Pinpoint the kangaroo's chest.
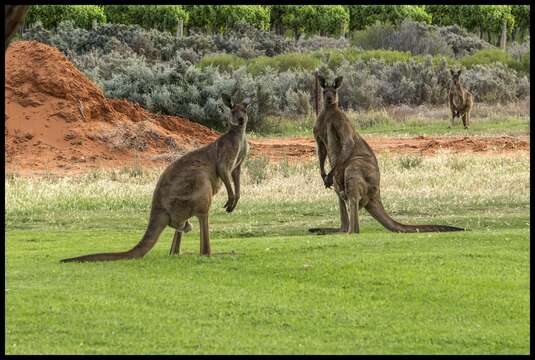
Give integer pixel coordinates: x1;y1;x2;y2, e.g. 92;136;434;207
314;118;343;163
451;89;465;109
233;140;249;170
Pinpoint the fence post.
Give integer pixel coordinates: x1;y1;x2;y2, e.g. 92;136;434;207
176;19;183;39
500;19;507;49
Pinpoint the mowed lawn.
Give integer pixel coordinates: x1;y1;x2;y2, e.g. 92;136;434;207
5;151;530;354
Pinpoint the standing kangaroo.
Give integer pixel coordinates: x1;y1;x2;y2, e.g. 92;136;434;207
448;69;473;129
309;75;464;235
61;94;251;262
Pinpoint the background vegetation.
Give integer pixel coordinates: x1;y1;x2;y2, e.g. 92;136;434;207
22;17;530;132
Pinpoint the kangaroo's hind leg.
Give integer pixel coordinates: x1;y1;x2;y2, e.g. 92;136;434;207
169;221;192;256
462;111;470;129
348;196;360;234
198;214;211;256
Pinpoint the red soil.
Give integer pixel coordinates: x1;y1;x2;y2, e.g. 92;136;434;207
249;134;530;162
5;41;218;173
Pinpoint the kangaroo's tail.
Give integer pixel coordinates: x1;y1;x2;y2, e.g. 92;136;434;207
365;199;464;233
61;212;169;263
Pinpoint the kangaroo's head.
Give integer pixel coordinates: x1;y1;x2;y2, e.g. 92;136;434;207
318;75;343;107
222;93;251;128
450;69;462;88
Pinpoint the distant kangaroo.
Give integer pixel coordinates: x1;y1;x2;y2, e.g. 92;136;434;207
309;75;464;235
61;94;251;262
448;69;473;129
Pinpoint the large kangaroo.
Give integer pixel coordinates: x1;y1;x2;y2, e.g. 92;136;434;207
448;69;473;129
309;75;464;235
61;94;251;262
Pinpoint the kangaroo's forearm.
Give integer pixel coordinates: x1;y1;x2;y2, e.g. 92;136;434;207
317;143;327;177
217;166;234;198
231;165;241;199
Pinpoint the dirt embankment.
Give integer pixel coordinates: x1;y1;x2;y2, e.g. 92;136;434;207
4;41;530;175
5;41;218;173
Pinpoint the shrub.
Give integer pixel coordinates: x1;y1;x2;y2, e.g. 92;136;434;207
198;54;247;73
245;156;269;184
25;5;106;29
352;20;487;58
399;155;423;169
247;53;321;75
461;48;514;68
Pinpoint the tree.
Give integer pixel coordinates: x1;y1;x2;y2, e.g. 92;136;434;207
103;5;188;33
25;5;106;29
348;5;431;31
299;5;349;37
511;5;530;41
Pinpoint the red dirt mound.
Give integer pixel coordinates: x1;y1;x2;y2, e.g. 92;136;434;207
5;41;218;173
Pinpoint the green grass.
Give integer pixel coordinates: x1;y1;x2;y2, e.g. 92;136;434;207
250;112;529;138
5;153;530;354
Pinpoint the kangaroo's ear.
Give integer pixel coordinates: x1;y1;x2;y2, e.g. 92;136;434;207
450;69;455;76
318;75;327;88
222;93;233;109
333;76;343;89
242;97;252;107
457;69;462;76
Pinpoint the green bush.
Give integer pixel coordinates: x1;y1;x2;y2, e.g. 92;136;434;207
25;5;106;29
103;5;188;33
198;54;247;73
460;48;514;68
247;53;321;75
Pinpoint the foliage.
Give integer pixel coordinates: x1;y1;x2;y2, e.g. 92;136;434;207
103;5;188;33
348;5;431;31
298;5;350;37
185;5;269;33
198;53;247;73
460;48;514;68
247;53;321;75
511;5;530;41
426;5;515;44
25;5;106;29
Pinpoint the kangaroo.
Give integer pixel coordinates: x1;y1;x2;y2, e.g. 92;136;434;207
61;94;251;262
309;75;464;235
448;69;473;129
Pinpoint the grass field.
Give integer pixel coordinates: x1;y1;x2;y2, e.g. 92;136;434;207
251;102;530;138
5;149;530;354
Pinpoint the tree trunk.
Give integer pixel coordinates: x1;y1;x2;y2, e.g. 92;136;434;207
5;5;30;50
500;19;507;49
